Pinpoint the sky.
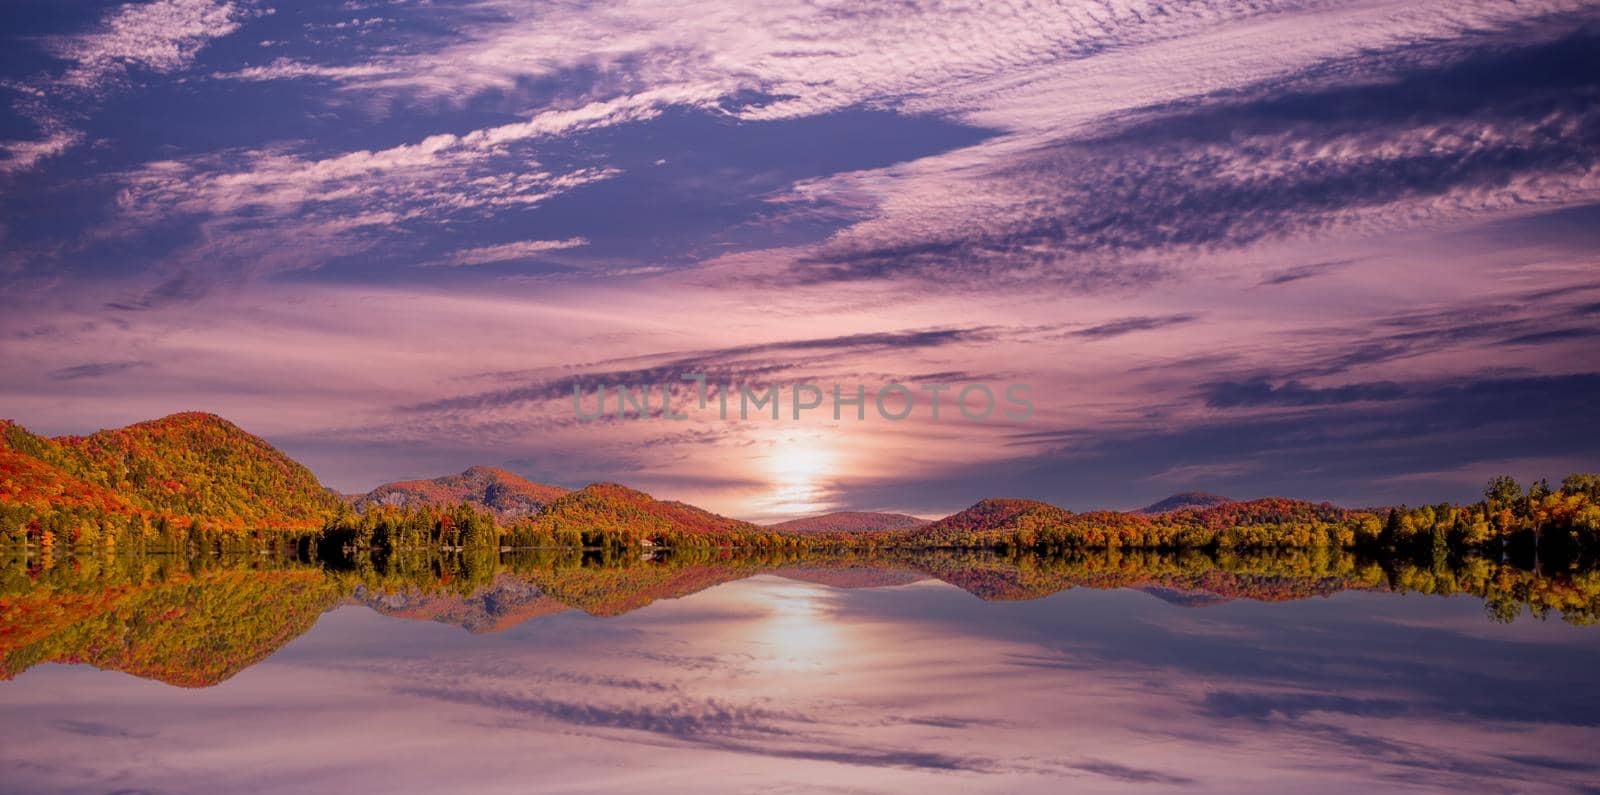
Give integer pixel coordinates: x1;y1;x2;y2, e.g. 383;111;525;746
0;0;1597;520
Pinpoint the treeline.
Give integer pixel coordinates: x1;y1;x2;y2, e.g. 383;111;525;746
0;502;314;558
876;476;1600;561
11;473;1600;566
316;499;810;556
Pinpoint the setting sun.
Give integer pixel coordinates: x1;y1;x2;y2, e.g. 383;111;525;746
760;437;840;518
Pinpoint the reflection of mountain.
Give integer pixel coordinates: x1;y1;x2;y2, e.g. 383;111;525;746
1;563;342;687
4;547;1595;688
350;574;569;633
1137;585;1233;607
525;562;762;617
771;564;929;589
354;466;568;521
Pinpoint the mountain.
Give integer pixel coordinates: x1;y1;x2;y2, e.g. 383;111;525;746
354;465;568;521
523;482;762;541
768;511;928;533
897;498;1073;547
1139;492;1234;513
1173;497;1354;528
1;412;339;530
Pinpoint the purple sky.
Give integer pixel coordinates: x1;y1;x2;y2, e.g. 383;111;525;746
1;1;1598;520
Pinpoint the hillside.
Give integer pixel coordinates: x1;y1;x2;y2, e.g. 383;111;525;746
1139;492;1234;513
1;413;340;532
768;511;928;533
515;482;765;545
355;465;568;521
896;498;1074;547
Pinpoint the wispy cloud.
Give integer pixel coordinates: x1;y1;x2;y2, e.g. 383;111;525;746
2;0;251;173
433;238;589;268
1070;315;1198;340
403;326;996;414
48;360;151;381
52;0;249;92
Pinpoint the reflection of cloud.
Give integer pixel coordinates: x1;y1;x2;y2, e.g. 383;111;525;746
397;686;796;739
397;683;995;772
5;577;1600;792
52;719;153;739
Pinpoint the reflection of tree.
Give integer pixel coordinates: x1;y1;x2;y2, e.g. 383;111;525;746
1;553;343;687
4;542;1598;689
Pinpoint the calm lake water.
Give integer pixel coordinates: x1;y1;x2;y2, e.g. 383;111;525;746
3;560;1599;794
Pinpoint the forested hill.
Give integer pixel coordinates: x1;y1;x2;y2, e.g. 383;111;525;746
507;482;769;547
1;412;340;533
4;412;1599;561
1138;492;1234;513
353;465;568;521
768;511;928;533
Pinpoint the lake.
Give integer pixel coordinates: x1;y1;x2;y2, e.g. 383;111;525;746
2;551;1598;793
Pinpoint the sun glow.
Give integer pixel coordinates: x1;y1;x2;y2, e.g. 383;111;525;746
761;437;838;517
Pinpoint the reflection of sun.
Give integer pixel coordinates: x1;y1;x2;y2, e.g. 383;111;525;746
759;584;840;667
764;439;837;516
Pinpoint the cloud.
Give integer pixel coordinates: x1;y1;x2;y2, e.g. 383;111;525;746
52;0;248;92
48;360;151;381
1065;759;1198;786
1203;691;1412;721
784;24;1600;283
1;0;251;175
105;87;738;283
1070;314;1198;340
1256;259;1355;287
1202;379;1408;409
402;326;995;413
433;238;589;267
1496;327;1600;346
0;129;82;175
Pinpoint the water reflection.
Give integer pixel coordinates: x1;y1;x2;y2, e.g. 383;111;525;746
2;550;1598;793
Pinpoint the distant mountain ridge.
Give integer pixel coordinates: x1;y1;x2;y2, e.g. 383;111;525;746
521;482;762;540
354;465;567;521
1139;492;1235;514
2;412;1392;552
768;511;928;533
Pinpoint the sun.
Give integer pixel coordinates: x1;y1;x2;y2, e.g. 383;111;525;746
762;438;838;517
